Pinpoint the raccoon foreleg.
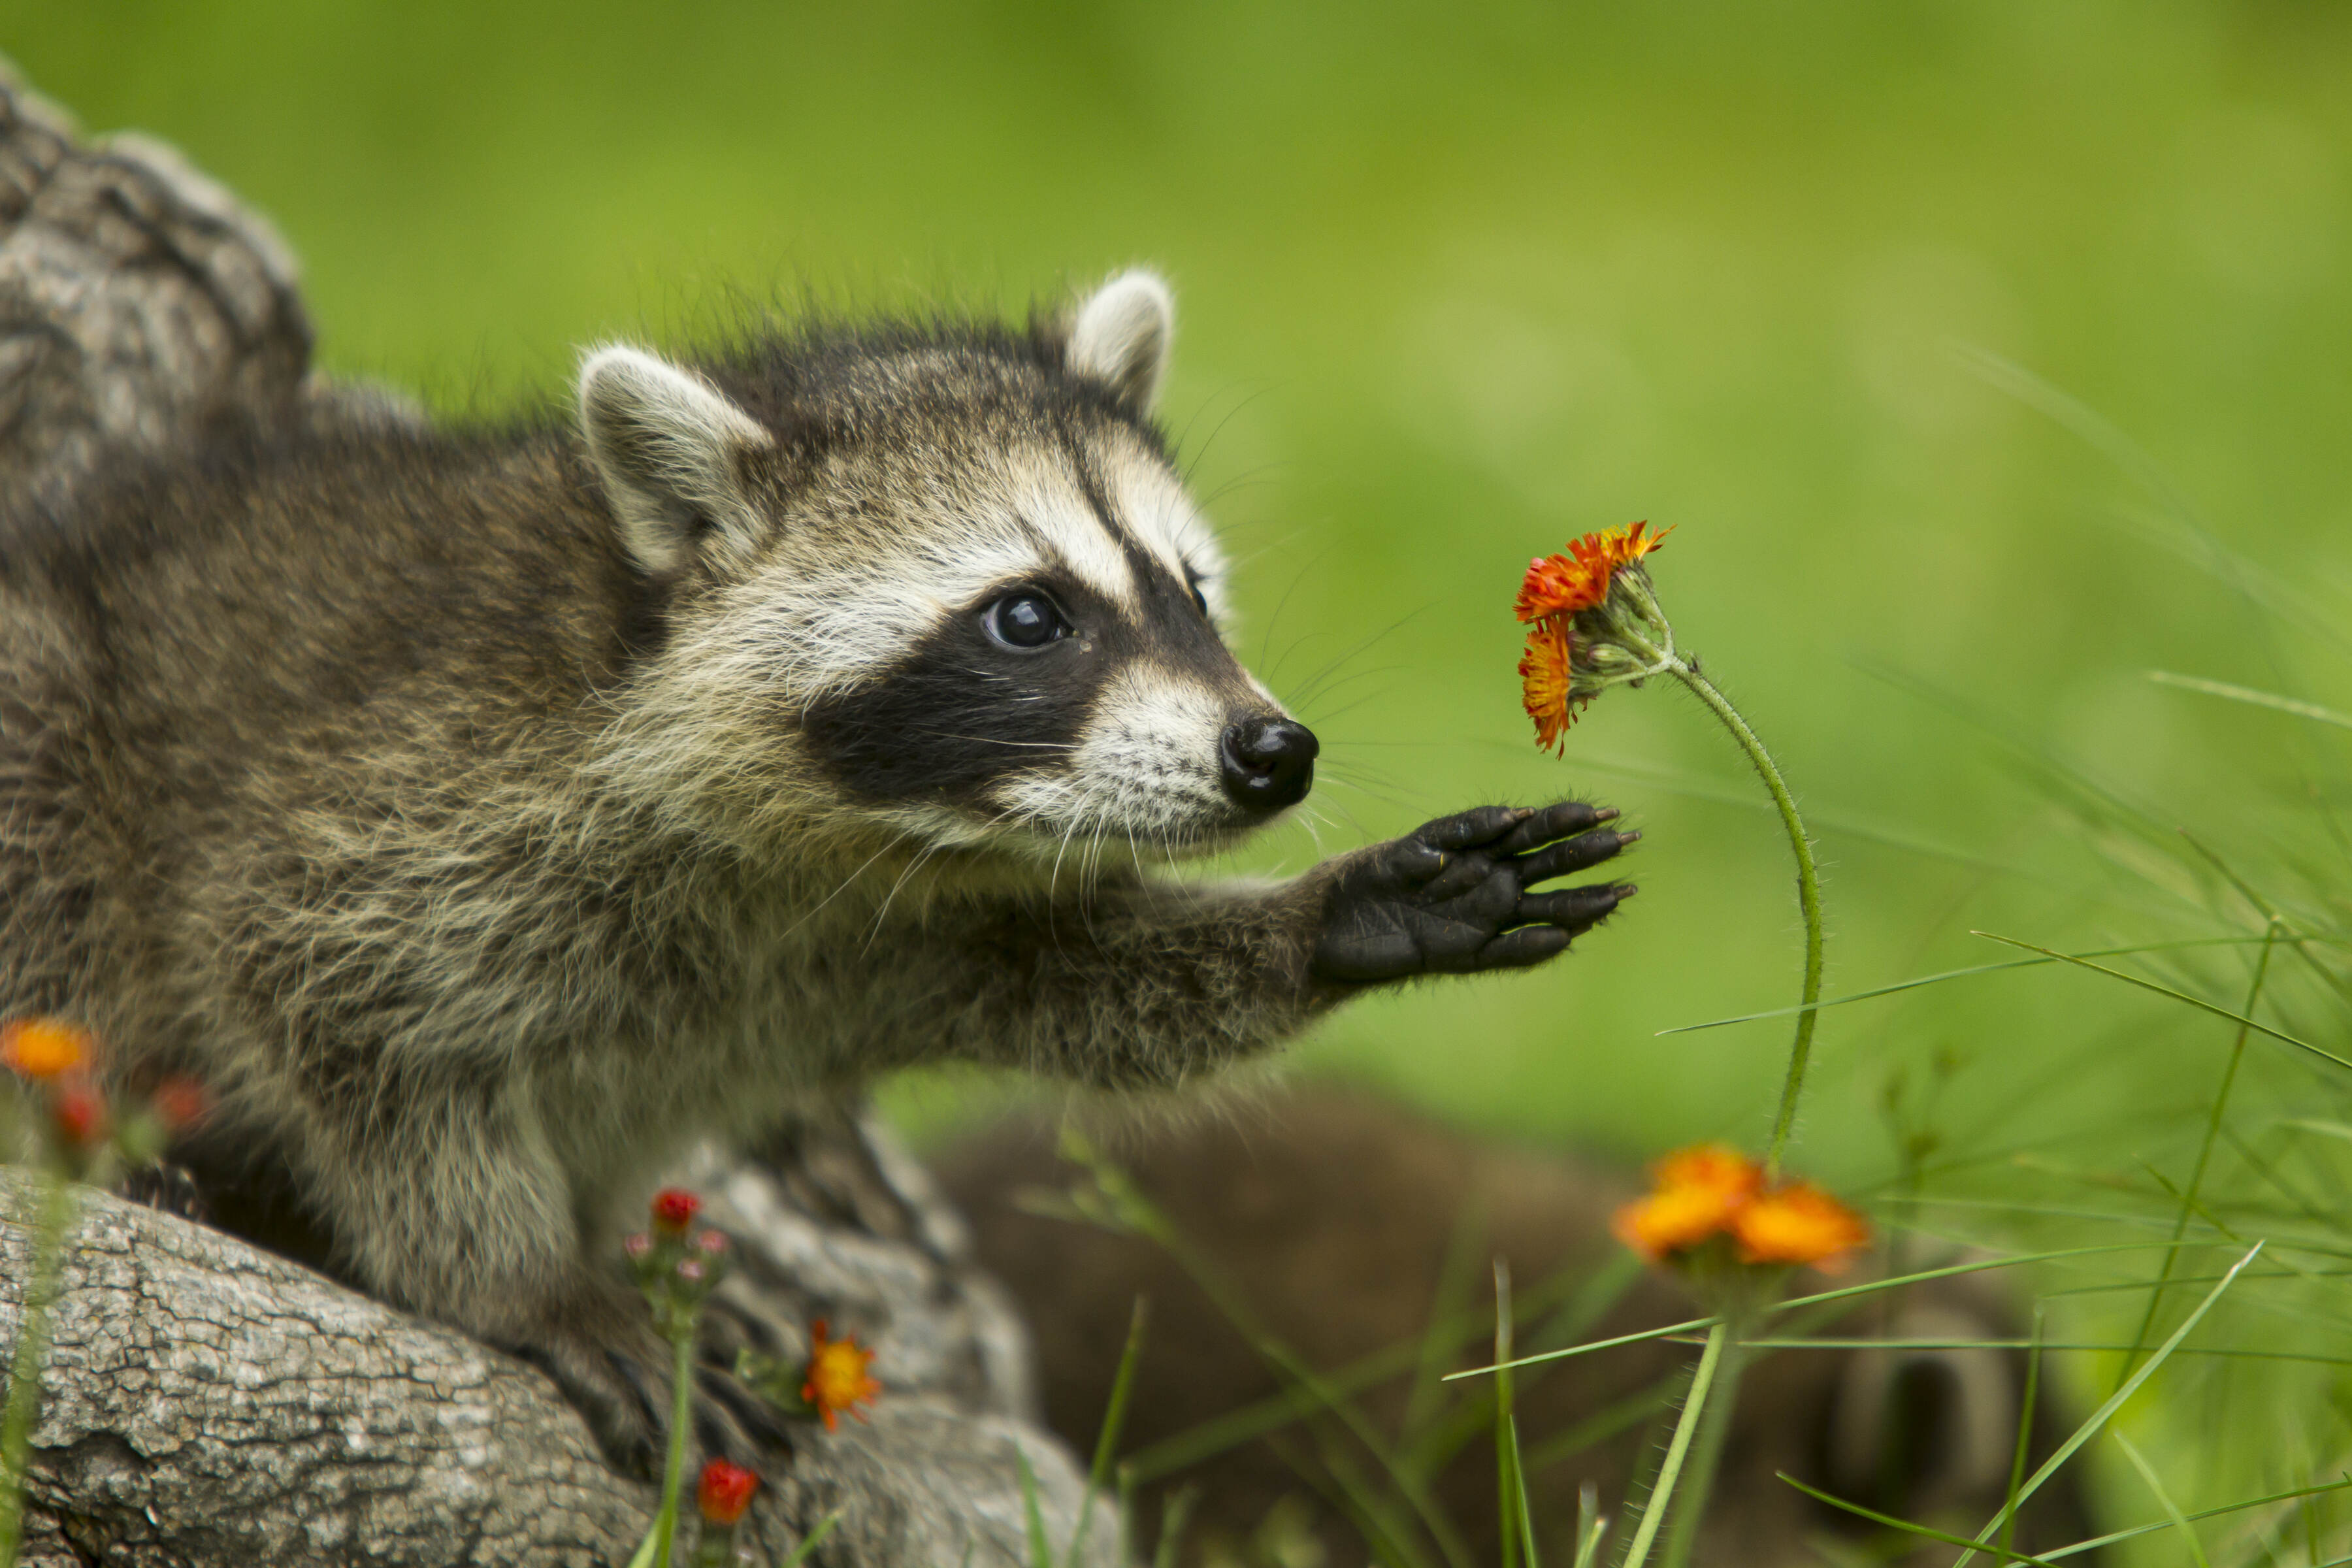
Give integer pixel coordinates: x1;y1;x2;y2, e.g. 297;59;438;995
926;800;1634;1088
296;1092;787;1477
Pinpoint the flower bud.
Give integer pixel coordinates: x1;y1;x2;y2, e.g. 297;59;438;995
51;1079;108;1149
697;1458;760;1525
623;1232;653;1260
651;1187;700;1235
676;1256;707;1285
151;1076;209;1131
694;1230;728;1257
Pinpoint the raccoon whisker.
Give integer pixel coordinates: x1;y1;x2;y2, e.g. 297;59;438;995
1175;381;1281;489
1282;610;1428;713
863;838;949;952
1255;547;1346;685
908;730;1075;753
779;832;914;939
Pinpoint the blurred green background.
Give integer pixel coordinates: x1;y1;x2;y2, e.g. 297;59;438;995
14;0;2352;1545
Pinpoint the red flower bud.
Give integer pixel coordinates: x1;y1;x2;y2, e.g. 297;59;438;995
151;1076;209;1131
51;1078;108;1148
651;1187;700;1234
697;1458;760;1524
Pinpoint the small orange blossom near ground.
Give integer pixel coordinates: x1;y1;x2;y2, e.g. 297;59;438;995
802;1320;881;1431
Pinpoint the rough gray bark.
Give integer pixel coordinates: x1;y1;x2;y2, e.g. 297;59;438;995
0;60;1119;1568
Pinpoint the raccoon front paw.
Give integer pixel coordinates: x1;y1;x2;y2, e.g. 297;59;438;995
514;1308;794;1478
1311;801;1637;986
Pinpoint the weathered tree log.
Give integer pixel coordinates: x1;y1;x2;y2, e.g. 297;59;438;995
0;59;1119;1568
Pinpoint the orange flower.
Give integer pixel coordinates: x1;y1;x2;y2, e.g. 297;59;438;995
1610;1143;1764;1261
1511;521;1678;750
802;1319;880;1432
1518;619;1579;752
1;1018;93;1081
1514;523;1671;625
1732;1182;1870;1273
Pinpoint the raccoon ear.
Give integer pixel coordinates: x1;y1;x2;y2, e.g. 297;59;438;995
576;345;774;576
1066;269;1174;409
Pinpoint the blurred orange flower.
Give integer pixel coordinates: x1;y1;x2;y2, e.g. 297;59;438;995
1612;1143;1866;1273
1733;1182;1870;1273
1610;1143;1762;1261
1;1017;93;1081
802;1319;881;1432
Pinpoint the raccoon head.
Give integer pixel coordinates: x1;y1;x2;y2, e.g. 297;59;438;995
580;271;1316;866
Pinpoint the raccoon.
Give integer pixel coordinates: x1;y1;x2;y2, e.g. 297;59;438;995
936;1088;2099;1567
0;272;1639;1471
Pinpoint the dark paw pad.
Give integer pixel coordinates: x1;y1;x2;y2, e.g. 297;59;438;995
1311;800;1639;986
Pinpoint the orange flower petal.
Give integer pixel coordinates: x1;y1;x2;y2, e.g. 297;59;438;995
1515;552;1608;622
1518;620;1576;751
1732;1183;1870;1272
1652;1143;1763;1203
802;1320;882;1431
1;1018;93;1081
1595;520;1671;571
1612;1183;1744;1261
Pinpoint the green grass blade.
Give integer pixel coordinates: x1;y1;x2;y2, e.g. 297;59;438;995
1016;1449;1053;1568
1657;938;2289;1037
2147;672;2352;732
1067;1296;1149;1568
1995;1305;2042;1568
1951;1243;2264;1567
1510;1416;1542;1568
1456;1243;2191;1385
1405;1198;1493;1447
2112;1431;2210;1568
1571;1484;1609;1568
1617;1321;1727;1568
1968;932;2351;1070
2035;1475;2352;1560
779;1511;841;1568
1494;1261;1520;1568
1444;1315;1718;1381
1149;1484;1199;1568
2114;923;2279;1392
1775;1474;2059;1565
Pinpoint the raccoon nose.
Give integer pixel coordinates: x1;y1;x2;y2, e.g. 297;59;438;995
1220;717;1318;812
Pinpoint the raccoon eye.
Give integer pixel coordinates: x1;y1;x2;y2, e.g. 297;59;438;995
983;591;1071;651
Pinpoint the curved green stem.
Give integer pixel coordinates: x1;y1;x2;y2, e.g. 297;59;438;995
1667;661;1824;1179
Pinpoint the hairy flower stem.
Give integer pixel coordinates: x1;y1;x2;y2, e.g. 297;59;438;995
1658;1319;1752;1568
651;1329;696;1568
0;1170;79;1568
1666;661;1824;1180
1618;1320;1727;1568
